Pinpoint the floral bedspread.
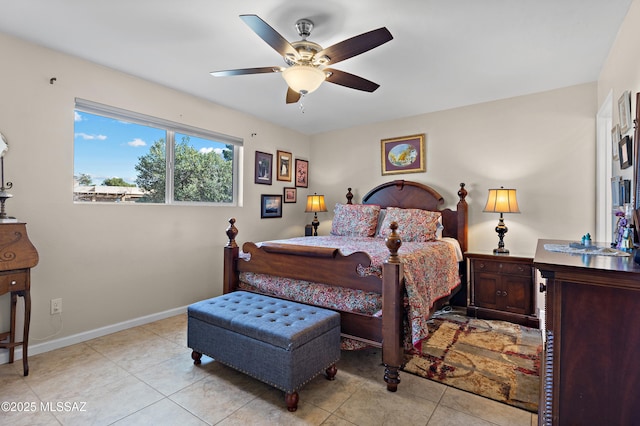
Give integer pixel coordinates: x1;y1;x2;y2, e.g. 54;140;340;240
238;236;461;349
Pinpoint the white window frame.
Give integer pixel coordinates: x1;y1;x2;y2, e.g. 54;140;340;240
74;98;242;206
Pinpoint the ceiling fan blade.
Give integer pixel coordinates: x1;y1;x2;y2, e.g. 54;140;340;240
286;88;301;104
324;68;380;92
240;14;299;61
316;27;393;66
210;66;284;77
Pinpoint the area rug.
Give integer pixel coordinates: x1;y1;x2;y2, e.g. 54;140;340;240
403;311;542;412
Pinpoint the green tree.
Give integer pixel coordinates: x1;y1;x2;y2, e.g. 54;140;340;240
77;173;93;185
135;137;233;203
103;177;135;187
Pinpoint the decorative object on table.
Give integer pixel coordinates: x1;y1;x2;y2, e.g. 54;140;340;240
304;193;327;236
276;150;292;182
483;187;520;254
283;187;297;203
0;132;15;222
260;194;282;218
618;135;632;169
618;90;632;134
381;134;426;175
294;159;308;188
613;210;629;249
254;151;273;185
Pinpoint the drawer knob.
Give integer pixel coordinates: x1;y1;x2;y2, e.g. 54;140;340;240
10;280;17;286
478;263;485;269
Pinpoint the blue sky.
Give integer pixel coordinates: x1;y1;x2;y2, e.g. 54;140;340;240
74;111;227;185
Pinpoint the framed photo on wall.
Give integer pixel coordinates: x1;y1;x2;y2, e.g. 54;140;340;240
619;135;632;169
276;150;292;181
254;151;273;185
295;159;308;188
260;194;282;218
381;134;426;175
618;91;632;134
611;124;621;160
284;187;297;203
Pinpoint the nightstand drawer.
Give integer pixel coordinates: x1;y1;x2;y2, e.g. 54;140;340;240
0;272;27;293
472;260;531;277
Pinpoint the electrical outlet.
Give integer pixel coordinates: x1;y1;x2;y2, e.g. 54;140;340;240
50;298;62;315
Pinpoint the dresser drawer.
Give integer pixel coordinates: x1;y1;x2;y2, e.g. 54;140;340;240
472;259;532;277
0;272;27;294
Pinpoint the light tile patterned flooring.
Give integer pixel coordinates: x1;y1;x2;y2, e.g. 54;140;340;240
0;314;538;425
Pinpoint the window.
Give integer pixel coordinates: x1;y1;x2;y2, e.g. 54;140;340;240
73;98;241;204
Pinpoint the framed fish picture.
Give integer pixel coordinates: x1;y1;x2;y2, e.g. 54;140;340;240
381;134;426;175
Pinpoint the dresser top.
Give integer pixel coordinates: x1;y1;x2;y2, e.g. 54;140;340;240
533;239;640;274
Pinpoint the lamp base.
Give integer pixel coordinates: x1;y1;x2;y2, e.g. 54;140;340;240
493;247;510;255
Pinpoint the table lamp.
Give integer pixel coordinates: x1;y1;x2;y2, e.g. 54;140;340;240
483;187;520;254
305;193;327;236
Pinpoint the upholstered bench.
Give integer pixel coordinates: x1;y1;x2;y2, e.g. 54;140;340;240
187;291;341;411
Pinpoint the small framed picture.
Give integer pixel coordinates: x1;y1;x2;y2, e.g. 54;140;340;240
618;91;632;134
254;151;272;185
276;150;292;181
295;159;308;188
260;194;282;218
381;134;426;175
611;124;621;160
619;135;632;169
284;187;297;203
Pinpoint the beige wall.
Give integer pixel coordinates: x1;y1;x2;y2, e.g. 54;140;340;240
0;33;312;345
310;83;598;256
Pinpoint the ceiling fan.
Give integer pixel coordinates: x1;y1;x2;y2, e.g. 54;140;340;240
210;14;393;104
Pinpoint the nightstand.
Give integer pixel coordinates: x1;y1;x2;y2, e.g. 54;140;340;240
466;252;538;327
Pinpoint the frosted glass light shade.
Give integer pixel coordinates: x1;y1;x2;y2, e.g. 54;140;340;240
282;66;326;94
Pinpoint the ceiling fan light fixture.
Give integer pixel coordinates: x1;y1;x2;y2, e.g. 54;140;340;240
282;65;326;95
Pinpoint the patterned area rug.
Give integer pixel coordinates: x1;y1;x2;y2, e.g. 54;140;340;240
403;311;542;412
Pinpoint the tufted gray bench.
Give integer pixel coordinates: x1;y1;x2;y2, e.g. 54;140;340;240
187;291;341;411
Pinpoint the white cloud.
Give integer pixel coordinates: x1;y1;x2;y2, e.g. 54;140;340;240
128;138;146;147
75;132;107;140
74;111;83;122
199;147;214;154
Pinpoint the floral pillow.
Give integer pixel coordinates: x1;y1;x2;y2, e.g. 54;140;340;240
376;207;441;242
331;203;381;237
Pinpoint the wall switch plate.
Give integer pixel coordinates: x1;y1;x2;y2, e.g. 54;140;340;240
50;298;62;315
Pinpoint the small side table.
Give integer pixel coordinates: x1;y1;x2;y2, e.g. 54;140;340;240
0;223;39;376
466;252;538;327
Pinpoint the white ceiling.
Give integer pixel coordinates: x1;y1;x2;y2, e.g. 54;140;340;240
0;0;633;135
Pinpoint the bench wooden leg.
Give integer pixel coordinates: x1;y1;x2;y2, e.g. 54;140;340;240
191;351;202;365
285;391;299;412
384;364;400;392
325;364;337;380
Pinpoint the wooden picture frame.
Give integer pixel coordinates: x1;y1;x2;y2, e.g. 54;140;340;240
284;187;297;203
254;151;273;185
276;150;292;181
260;194;282;218
619;91;632;134
619;135;632;169
295;159;308;188
381;134;426;175
612;124;621;160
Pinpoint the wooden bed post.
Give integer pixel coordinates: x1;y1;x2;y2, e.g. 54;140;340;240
456;183;468;253
382;221;404;392
223;218;239;294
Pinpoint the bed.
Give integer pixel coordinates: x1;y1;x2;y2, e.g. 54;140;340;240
223;180;468;392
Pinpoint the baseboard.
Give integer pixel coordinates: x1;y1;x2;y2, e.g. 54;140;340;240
0;305;188;365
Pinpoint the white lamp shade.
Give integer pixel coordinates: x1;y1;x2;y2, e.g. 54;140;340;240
305;194;327;213
282;65;326;94
483;188;520;213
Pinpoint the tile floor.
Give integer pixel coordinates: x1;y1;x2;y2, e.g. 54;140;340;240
0;314;538;425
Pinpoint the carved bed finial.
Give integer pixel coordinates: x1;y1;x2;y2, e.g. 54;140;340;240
226;218;238;248
458;183;467;202
346;188;353;204
385;221;402;263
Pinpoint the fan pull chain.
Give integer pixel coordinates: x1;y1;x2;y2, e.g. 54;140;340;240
298;92;306;114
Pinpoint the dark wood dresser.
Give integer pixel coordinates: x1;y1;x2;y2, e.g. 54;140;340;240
534;239;640;425
0;223;38;376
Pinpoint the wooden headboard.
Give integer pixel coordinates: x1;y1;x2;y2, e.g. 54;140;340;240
360;180;468;253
